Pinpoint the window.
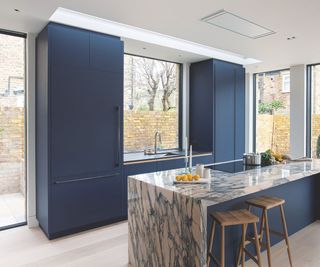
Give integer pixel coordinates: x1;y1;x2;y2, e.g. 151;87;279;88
282;74;290;93
124;54;181;153
308;64;320;158
0;31;26;229
254;70;290;155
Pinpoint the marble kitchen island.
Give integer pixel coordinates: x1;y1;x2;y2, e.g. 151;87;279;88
128;160;320;267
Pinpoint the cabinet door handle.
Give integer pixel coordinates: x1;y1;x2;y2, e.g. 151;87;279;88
115;106;121;167
54;173;121;184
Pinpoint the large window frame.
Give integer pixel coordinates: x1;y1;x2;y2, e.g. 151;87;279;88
0;28;27;231
123;53;183;153
252;68;290;153
305;63;320;158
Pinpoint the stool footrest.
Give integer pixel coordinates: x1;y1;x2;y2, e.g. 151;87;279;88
244;248;259;264
270;229;285;238
208;252;221;266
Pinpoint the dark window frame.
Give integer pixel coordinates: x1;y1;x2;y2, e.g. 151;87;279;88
0;30;27;231
305;63;320;158
252;68;290;152
123;53;183;153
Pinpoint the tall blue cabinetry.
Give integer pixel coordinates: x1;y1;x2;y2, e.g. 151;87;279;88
36;23;125;239
190;59;245;163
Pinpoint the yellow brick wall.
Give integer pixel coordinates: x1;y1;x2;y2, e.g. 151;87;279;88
311;115;320;157
124;110;178;152
256;114;290;154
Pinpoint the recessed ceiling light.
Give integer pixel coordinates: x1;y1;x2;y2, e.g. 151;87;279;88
202;9;275;39
14;8;20;12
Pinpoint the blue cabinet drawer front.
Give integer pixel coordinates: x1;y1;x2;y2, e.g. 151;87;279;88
50;173;123;234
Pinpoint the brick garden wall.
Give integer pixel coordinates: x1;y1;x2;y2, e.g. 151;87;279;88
256;114;290;155
124;110;178;152
311;115;320;157
0;106;25;195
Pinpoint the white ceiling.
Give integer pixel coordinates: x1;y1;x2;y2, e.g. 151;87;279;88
1;0;320;72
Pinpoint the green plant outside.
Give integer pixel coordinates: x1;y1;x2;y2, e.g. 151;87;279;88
258;100;284;114
317;135;320;158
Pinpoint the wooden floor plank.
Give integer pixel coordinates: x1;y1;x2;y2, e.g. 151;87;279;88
1;220;320;267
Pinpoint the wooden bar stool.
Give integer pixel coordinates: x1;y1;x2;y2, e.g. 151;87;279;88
246;195;293;267
207;209;262;267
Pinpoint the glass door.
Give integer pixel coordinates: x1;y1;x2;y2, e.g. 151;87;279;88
309;64;320;158
254;70;291;155
0;31;26;229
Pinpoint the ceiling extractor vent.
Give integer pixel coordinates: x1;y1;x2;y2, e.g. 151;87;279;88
201;9;275;39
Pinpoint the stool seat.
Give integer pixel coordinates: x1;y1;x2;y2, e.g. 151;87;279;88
207;209;262;266
246;195;292;267
211;209;259;226
246;195;285;210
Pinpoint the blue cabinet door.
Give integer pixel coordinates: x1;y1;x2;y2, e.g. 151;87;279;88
214;61;236;163
235;66;245;160
89;32;123;73
49;23;124;180
49;23;90;69
189;60;214;152
51;172;123;235
50;68;123;179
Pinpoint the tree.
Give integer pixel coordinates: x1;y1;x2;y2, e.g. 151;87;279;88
159;62;176;111
267;100;284;151
139;58;160;111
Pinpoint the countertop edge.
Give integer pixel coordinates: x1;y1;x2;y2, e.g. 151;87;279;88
123;152;213;165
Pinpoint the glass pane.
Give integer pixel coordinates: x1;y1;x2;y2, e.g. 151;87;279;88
311;65;320;158
124;55;180;153
0;33;26;228
255;70;290;155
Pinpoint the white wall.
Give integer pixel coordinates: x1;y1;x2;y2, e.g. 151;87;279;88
182;63;190;148
245;72;254;153
290;64;306;159
26;33;38;227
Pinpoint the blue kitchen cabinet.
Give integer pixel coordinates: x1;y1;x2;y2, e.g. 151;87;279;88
235;66;246;160
214;60;236;163
36;23;125;239
190;59;245;163
51;172;123;237
189;60;214;154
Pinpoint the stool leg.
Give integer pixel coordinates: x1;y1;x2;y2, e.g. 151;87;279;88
221;226;225;267
241;224;248;267
236;223;248;266
280;205;293;267
264;210;272;267
253;222;262;267
207;220;216;266
259;211;265;245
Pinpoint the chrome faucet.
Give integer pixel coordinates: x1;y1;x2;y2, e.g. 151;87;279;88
154;131;162;154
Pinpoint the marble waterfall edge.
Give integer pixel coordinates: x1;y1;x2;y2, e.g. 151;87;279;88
128;177;207;267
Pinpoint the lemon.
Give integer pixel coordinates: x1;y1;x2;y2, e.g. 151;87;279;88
187;174;193;181
193;174;200;181
181;175;188;181
176;175;181;181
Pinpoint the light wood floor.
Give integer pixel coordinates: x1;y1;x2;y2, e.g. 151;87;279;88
1;220;320;266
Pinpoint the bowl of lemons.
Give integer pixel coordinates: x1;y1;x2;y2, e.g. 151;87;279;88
174;173;209;184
